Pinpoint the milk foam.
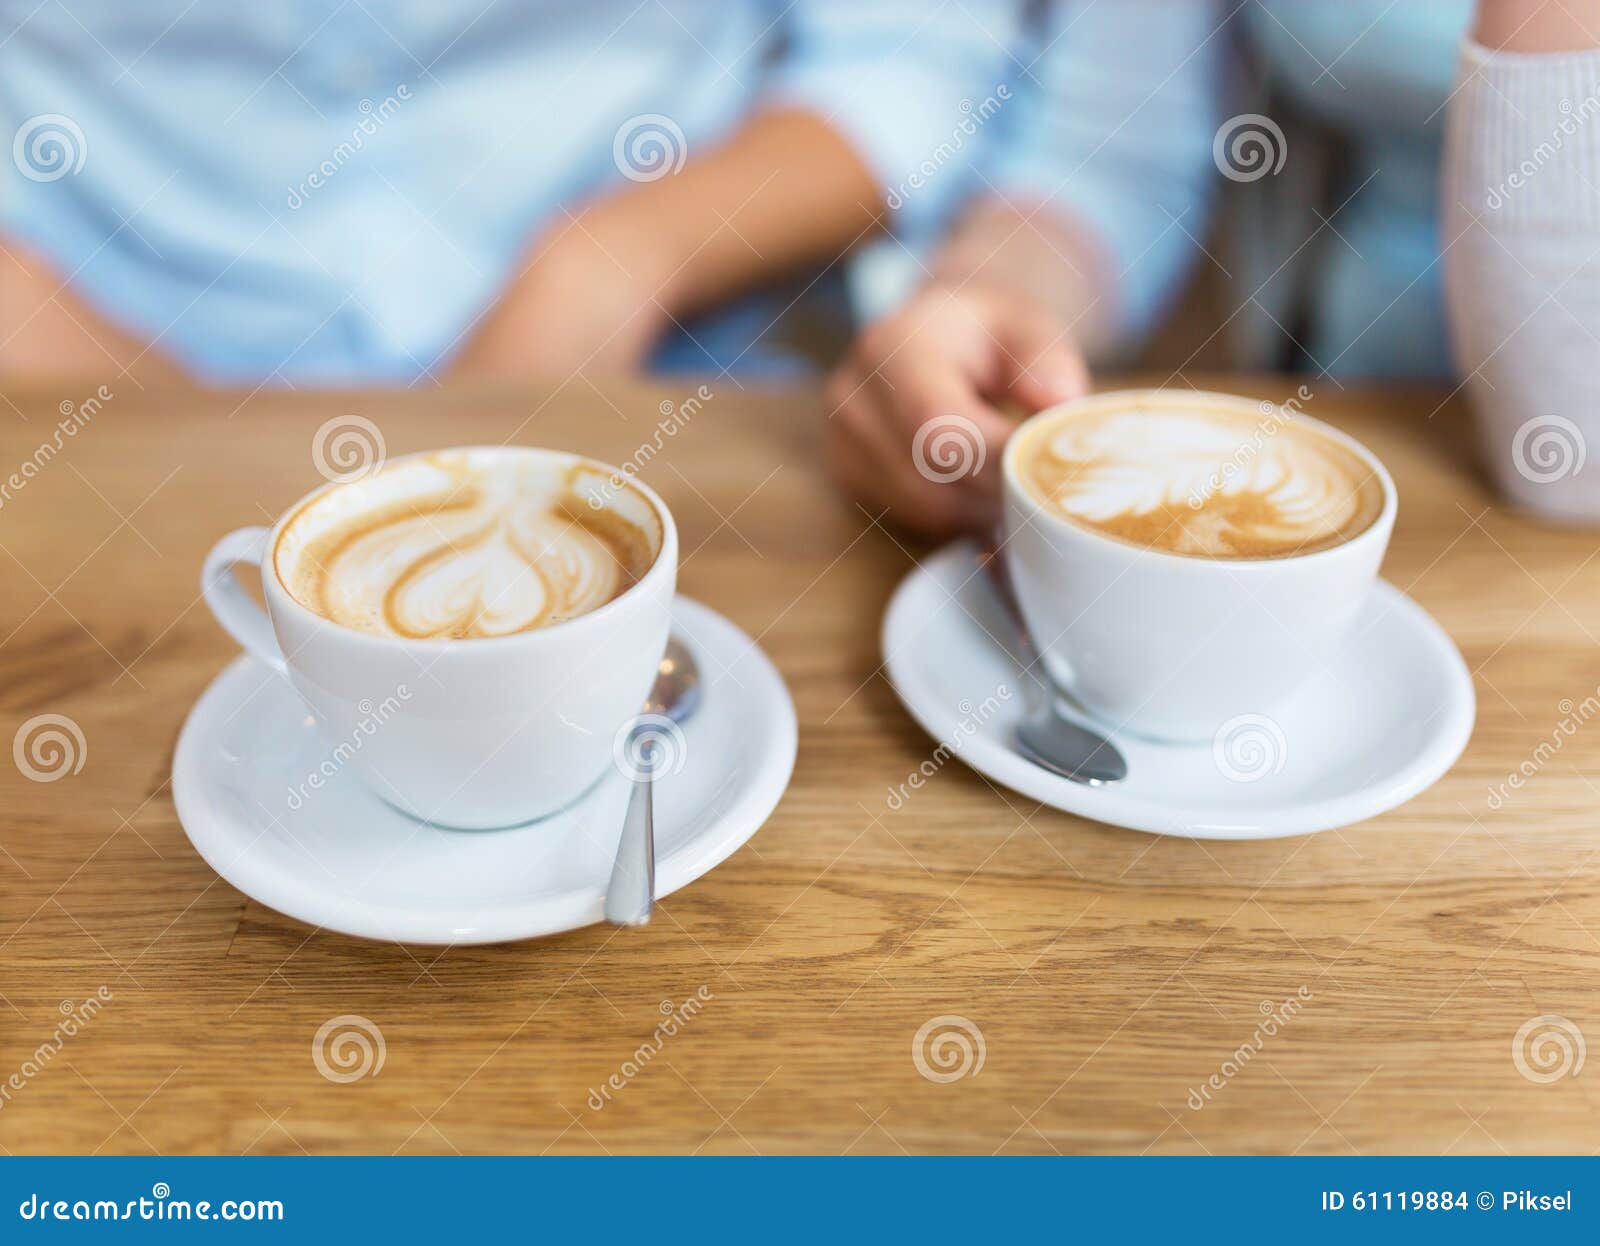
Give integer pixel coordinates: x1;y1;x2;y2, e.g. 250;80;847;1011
1018;397;1383;559
274;450;660;639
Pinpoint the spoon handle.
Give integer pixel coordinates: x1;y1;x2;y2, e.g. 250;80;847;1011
604;755;656;926
980;547;1043;677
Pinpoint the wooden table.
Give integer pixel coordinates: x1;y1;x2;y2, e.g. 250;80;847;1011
1;378;1596;1155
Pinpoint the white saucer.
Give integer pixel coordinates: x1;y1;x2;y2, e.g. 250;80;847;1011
882;542;1475;839
173;598;796;944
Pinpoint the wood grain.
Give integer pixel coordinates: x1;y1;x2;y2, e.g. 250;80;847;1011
0;377;1596;1155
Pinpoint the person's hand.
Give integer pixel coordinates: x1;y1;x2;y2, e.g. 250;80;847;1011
0;236;186;385
824;283;1088;539
449;208;680;383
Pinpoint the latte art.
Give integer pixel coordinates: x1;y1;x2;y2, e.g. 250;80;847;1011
1015;395;1385;559
274;450;660;639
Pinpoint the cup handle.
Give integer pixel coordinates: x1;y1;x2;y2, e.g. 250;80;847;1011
201;527;287;674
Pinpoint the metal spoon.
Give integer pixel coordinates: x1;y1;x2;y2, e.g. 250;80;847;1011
981;548;1128;786
604;637;701;926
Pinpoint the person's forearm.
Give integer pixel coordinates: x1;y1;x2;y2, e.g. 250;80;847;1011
1443;3;1600;520
449;107;885;379
923;196;1117;359
1476;0;1600;51
581;107;885;320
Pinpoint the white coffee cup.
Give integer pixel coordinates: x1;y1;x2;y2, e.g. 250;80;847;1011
201;446;677;829
1001;390;1396;742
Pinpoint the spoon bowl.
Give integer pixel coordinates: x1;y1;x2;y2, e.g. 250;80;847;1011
981;548;1128;786
644;638;701;723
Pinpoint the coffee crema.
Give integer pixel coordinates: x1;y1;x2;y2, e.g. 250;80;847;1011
1014;394;1385;559
274;450;660;639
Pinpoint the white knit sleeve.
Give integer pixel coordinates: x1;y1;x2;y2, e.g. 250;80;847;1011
1443;39;1600;521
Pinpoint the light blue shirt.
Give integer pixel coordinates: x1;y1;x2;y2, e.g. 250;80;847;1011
990;0;1473;379
0;1;1021;384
